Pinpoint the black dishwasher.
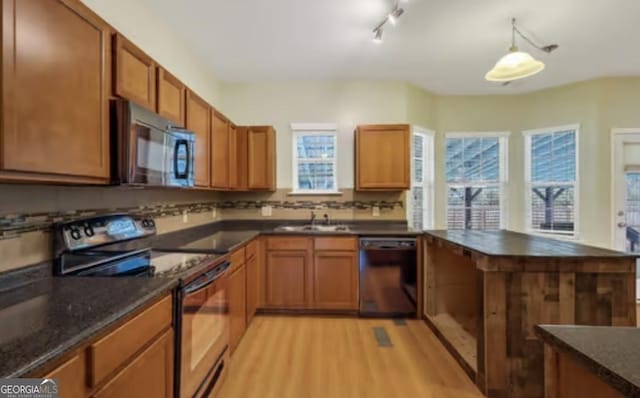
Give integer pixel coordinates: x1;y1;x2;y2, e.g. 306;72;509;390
359;237;417;317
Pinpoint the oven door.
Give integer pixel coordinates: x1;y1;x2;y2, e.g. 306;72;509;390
180;270;229;398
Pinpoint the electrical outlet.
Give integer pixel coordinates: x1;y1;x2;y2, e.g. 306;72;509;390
211;207;217;219
372;206;380;217
182;210;188;223
261;205;273;217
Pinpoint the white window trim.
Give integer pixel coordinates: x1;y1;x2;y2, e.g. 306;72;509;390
291;125;339;195
444;132;510;230
408;127;435;230
522;124;580;239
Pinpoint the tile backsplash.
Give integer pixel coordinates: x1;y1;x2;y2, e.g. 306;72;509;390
0;184;406;273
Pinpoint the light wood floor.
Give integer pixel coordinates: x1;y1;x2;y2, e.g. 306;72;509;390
217;316;484;398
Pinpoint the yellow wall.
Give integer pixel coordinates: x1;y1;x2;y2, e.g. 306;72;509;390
80;0;221;105
221;77;640;249
221;80;431;189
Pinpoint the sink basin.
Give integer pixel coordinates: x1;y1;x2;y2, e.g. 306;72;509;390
276;224;351;233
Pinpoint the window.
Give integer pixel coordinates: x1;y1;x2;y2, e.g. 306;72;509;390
291;124;338;193
524;124;579;237
408;129;434;230
445;133;509;230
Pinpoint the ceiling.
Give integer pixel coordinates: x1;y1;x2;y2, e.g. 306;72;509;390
141;0;640;95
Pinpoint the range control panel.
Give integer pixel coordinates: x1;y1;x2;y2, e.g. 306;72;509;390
56;214;156;253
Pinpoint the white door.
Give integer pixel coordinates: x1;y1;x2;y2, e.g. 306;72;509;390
612;131;640;302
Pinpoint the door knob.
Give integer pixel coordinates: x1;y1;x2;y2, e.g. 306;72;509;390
618;222;628;228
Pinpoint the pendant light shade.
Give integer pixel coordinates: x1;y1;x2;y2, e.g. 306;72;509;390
485;46;545;82
485;18;556;83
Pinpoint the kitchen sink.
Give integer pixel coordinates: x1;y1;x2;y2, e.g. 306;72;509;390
276;224;351;232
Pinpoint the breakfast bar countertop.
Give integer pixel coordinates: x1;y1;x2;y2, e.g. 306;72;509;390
424;229;636;259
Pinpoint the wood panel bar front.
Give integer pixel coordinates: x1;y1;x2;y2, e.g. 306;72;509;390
423;230;637;398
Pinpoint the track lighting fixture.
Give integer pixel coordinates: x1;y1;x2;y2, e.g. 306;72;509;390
372;1;405;43
485;18;559;83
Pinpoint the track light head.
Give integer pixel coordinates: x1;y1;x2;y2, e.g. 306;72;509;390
373;29;383;43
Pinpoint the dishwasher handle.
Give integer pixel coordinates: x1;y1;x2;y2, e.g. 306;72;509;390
359;238;416;250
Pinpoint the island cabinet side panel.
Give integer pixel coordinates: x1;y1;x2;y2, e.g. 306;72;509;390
480;265;636;398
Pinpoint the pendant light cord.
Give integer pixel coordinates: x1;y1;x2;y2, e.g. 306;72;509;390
512;17;554;53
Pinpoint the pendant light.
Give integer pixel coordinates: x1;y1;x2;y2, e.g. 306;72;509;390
485;18;558;82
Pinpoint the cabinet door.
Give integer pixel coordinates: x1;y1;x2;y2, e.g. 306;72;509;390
228;263;247;354
210;111;229;189
93;329;174;398
245;252;258;325
186;91;211;187
113;33;156;111
157;67;185;126
247;126;276;190
264;251;311;308
355;124;410;190
1;0;110;183
45;353;87;398
228;124;239;190
235;127;249;191
312;251;359;310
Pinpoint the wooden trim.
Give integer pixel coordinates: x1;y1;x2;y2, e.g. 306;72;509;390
0;170;110;185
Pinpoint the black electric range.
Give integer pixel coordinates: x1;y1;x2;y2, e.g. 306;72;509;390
53;214;229;281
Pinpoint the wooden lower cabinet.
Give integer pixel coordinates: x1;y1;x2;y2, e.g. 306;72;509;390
93;329;174;398
45;353;87;398
245;251;259;324
264;250;311;308
261;237;359;311
228;262;247;354
312;250;358;310
37;294;173;398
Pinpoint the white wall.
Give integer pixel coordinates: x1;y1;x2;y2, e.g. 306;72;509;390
81;0;221;105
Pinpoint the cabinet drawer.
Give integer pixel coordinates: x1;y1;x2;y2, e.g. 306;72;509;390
245;239;258;260
314;237;357;251
89;294;172;387
266;237;310;251
45;353;87;398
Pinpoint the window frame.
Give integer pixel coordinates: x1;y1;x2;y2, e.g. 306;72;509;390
291;123;339;195
444;131;510;230
523;124;580;239
408;127;435;230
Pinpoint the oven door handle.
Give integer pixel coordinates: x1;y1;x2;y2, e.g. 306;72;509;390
183;261;230;294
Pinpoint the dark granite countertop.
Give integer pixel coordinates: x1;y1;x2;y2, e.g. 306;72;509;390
536;325;640;397
0;276;177;378
425;229;635;258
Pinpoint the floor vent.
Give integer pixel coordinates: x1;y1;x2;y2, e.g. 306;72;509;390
393;319;407;326
372;326;392;347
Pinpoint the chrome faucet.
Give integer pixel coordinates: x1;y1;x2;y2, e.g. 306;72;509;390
310;211;317;226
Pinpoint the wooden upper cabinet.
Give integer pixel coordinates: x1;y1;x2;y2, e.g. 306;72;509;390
235;127;249;191
355;124;410;190
228;123;239;190
247;126;276;190
113;33;156;111
157;67;186;126
186;90;211;187
1;0;111;183
210;111;230;189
